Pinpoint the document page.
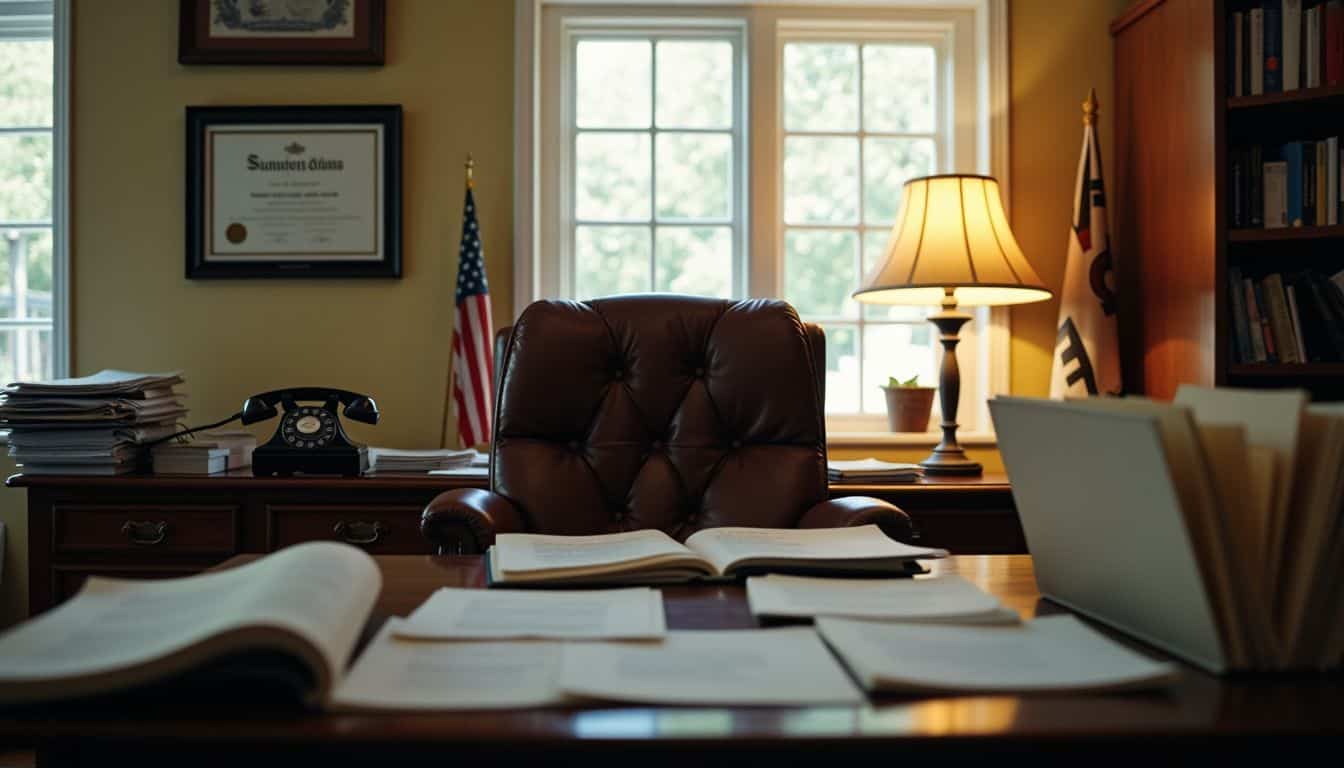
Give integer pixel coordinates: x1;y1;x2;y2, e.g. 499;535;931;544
816;615;1178;694
494;530;704;577
331;619;566;711
395;587;667;640
747;574;1016;623
557;628;864;705
685;525;947;573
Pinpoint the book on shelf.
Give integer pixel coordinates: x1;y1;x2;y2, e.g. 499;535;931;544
1328;0;1344;86
1263;273;1301;362
1286;283;1310;360
1285;0;1303;90
1253;278;1281;360
1307;1;1322;87
484;525;946;587
991;389;1344;672
1242;276;1269;361
1234;10;1247;97
1228;266;1254;363
1263;158;1288;228
1265;0;1284;93
1229;2;1344;96
1251;6;1266;95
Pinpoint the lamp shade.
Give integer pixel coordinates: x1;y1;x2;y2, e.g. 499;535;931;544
853;174;1052;307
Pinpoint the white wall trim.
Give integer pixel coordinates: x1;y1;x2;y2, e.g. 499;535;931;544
52;0;70;377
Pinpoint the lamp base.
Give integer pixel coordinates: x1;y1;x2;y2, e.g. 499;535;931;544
919;447;983;476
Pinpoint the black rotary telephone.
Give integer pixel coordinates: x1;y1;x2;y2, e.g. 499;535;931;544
241;388;379;477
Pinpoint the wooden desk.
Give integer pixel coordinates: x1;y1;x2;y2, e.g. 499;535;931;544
2;555;1340;766
7;471;1019;616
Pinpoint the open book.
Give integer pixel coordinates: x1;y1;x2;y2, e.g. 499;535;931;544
991;388;1344;673
0;542;379;709
486;525;947;587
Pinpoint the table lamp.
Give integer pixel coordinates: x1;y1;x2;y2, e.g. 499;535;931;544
853;174;1052;476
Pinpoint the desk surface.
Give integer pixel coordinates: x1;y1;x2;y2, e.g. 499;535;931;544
4;554;1341;764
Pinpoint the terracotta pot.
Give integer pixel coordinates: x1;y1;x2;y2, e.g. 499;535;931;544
882;386;936;432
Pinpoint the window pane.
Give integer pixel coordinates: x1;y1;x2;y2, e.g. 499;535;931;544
862;323;935;415
863;137;935;225
656;132;731;220
577;40;651;128
863;45;935;134
0;228;53;319
576;132;651;221
785;229;857;318
0;40;53;128
783;43;858;131
655;226;731;297
0;325;53;384
822;324;859;414
656;41;732;129
0;133;53;222
575;226;651;298
784;137;858;225
862;228;927;321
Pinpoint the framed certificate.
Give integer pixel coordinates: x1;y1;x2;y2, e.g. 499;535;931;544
178;0;386;65
186;105;402;279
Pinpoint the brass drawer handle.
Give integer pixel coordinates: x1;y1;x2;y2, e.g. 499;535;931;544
121;520;169;546
333;520;386;545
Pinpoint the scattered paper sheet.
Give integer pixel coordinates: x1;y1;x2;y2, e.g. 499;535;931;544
396;587;667;640
747;574;1017;623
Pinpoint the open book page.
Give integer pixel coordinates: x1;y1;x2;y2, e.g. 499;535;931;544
558;628;864;706
491;530;711;581
331;619;566;711
816;615;1178;694
1280;408;1344;659
394;587;666;640
746;574;1016;624
1173;385;1307;600
683;525;947;576
0;542;380;706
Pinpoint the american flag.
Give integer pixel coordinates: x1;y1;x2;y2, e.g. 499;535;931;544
451;186;494;447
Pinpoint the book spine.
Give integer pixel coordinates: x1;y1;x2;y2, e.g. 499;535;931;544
1330;136;1340;225
1306;141;1317;226
1286;283;1309;362
1306;271;1344;359
1245;277;1270;361
1232;148;1245;227
1252;8;1266;94
1229;266;1254;363
1285;0;1303;89
1306;5;1320;87
1329;0;1344;86
1247;278;1268;363
1265;159;1289;228
1266;2;1285;93
1286;144;1304;225
1264;273;1301;362
1234;11;1246;98
1318;140;1329;225
1252;145;1265;227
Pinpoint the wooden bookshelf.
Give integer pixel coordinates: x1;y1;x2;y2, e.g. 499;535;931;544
1228;363;1344;377
1227;83;1344;109
1228;224;1344;242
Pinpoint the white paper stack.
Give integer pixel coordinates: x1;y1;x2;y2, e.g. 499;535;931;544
368;447;484;473
152;430;256;475
2;370;188;475
827;458;923;483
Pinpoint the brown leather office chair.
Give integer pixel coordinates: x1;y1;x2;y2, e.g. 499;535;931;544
421;294;913;554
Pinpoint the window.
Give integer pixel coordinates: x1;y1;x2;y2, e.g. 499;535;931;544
527;2;1007;438
0;0;67;383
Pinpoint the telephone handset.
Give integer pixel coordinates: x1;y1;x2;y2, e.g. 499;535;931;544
241;388;379;477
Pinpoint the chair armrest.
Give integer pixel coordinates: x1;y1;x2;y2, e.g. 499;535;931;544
421;488;525;555
798;496;916;544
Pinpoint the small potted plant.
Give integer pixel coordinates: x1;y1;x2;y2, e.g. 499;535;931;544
881;375;936;433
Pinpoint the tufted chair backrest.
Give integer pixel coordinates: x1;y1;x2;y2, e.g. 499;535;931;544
491;295;829;540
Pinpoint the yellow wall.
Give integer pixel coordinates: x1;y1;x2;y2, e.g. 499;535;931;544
0;0;1128;626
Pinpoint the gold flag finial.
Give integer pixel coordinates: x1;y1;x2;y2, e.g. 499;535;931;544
465;154;475;189
1082;88;1099;126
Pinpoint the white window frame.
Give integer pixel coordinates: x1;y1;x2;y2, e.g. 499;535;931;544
517;0;1008;446
550;18;750;299
0;0;70;383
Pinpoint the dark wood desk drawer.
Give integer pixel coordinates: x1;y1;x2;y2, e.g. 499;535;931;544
266;505;433;554
52;504;240;555
53;565;207;604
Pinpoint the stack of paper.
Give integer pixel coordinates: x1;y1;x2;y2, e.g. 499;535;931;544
368;447;485;473
152;431;256;475
1;370;188;475
827;458;923;483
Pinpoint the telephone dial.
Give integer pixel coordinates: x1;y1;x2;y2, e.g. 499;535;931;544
241;388;379;477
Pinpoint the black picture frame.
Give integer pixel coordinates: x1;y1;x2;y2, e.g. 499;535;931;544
186;105;402;279
178;0;386;66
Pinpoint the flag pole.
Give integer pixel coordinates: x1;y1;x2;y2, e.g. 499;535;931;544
440;155;475;448
1083;87;1098;125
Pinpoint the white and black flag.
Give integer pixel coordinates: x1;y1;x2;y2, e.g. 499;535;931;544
1050;91;1122;398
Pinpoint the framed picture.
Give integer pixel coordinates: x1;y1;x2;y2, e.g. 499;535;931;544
179;0;386;65
186;105;402;279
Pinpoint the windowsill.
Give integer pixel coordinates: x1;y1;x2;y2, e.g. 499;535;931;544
826;430;997;448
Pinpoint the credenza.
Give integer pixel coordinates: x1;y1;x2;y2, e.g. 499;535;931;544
6;471;1018;616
